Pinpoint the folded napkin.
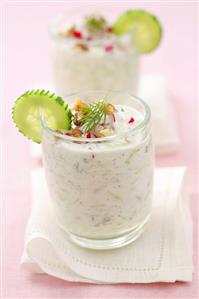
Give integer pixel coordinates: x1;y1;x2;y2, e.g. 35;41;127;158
29;74;180;158
138;75;180;154
21;167;193;283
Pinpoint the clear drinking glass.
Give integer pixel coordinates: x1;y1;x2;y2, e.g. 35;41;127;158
49;15;139;97
41;90;154;250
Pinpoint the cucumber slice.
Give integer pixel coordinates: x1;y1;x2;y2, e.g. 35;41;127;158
12;90;72;143
113;10;162;53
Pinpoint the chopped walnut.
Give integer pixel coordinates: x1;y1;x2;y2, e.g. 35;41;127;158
96;129;113;137
74;98;89;112
73;113;82;126
66;26;76;36
106;103;116;115
71;128;82;137
75;43;89;51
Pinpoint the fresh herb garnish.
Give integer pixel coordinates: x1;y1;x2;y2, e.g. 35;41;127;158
79;100;109;133
85;15;107;34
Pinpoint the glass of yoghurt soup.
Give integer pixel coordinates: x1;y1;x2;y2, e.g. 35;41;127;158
49;15;139;97
42;90;154;249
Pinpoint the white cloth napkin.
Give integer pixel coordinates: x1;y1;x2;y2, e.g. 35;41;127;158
21;167;193;283
29;74;180;158
138;75;180;154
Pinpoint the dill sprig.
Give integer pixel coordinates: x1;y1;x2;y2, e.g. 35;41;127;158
79;100;108;133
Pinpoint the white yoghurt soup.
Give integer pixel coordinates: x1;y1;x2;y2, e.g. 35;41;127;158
42;91;154;249
50;15;139;97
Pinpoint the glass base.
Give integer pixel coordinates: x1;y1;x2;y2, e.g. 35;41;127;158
66;214;151;250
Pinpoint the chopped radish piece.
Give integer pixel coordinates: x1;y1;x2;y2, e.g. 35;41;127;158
128;117;135;124
105;45;113;52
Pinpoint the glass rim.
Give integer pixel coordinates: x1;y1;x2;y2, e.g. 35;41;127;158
41;90;151;144
49;14;136;46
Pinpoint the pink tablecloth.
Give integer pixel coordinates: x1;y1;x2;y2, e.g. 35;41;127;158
2;1;198;298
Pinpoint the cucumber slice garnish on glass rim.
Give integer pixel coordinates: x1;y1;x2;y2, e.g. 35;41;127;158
12;90;72;143
113;10;162;53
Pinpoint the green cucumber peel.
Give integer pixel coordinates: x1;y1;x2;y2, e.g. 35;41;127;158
113;9;162;54
12;89;72;143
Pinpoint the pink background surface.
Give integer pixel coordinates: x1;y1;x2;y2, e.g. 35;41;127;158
2;1;198;298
